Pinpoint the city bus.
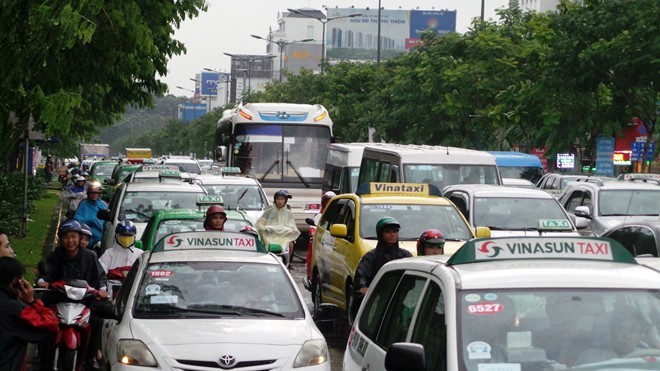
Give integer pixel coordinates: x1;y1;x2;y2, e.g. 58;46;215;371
358;143;502;191
488;150;545;183
215;102;334;236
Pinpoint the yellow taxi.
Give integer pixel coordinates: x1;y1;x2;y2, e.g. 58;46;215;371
309;182;489;318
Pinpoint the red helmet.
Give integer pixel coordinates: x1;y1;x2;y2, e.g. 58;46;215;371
416;229;445;256
321;191;336;209
204;205;227;229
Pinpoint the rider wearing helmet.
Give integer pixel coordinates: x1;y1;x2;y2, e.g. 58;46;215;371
417;229;445;256
98;220;143;274
79;223;93;250
204;205;227;231
73;182;108;249
354;217;412;296
37;220;108;295
256;190;300;268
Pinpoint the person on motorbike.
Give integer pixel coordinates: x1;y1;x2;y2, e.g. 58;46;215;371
73;183;108;249
67;174;88;194
204;205;227;231
352;217;412;320
417;229;445;256
256;190;300;267
0;257;58;370
37;220;108;369
307;191;336;279
79;223;93;250
99;220;143;274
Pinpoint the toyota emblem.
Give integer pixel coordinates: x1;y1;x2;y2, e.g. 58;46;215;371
218;355;237;368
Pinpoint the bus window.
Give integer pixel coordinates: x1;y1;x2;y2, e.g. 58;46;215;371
359;158;380;185
378;162;392;182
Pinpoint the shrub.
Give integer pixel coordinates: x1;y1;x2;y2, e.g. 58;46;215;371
0;172;46;236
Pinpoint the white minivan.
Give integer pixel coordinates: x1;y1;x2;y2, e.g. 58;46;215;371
322;143;369;195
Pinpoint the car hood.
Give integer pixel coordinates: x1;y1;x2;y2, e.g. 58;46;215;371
360;239;465;256
130;318;313;346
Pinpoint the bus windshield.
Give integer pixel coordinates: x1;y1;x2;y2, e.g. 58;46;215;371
234;124;331;184
403;164;501;190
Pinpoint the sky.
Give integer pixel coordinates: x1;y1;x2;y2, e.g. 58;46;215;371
162;0;511;97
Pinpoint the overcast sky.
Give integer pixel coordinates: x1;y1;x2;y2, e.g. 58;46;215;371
162;0;510;97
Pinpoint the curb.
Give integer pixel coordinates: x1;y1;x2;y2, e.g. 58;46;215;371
42;190;64;256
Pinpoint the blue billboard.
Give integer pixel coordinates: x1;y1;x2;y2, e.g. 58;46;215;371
200;71;220;95
410;10;457;37
179;103;207;122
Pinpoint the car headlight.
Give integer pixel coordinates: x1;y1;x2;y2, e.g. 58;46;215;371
293;339;328;368
117;339;158;367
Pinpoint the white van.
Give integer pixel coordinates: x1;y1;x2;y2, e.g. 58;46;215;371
357;144;502;191
322;143;369;194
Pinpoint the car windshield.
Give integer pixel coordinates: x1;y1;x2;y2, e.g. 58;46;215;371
119;191;203;222
134;261;304;318
559;176;581;189
403;164;501;189
166;162;201;174
458;289;660;370
359;203;472;241
498;166;545;184
599;190;660;216
92;163;116;178
202;184;267;210
473;197;570;230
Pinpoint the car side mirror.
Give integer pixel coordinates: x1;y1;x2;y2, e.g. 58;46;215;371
474;226;491;238
267;243;283;254
313;303;341;322
305;218;315;227
330;224;347;238
574;217;590;229
104;178;116;186
134;240;144;250
385;343;425;371
574;206;591;219
97;209;111;221
89;300;119;321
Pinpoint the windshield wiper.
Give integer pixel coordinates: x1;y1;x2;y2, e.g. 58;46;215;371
236;188;249;203
235;306;287;318
186;303;243;316
259;160;280;183
286;160;310;188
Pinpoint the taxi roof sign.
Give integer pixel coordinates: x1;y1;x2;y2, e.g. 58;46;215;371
212;167;242;176
356;182;441;197
152;230;266;253
139;164;180;172
158;169;181;178
447;236;637;265
196;195;224;206
537;219;573;232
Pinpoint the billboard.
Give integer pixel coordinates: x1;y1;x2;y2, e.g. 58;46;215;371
200;71;220;95
178;103;207;122
326;8;456;61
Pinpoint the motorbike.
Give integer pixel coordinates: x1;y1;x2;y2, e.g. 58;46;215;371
107;266;131;300
42;279;99;371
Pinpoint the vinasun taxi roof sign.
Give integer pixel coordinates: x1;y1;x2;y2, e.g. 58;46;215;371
356;182;442;197
152;231;266;253
447;236;637;265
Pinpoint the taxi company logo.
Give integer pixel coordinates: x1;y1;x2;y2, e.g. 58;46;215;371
478;241;503;257
167;235;183;248
373;183;426;193
218;355;236;368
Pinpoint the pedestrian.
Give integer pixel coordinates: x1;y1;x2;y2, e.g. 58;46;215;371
44;155;55;186
73;183;108;249
0;231;15;257
352;217;412;320
416;229;445;256
0;257;58;371
204;205;227;231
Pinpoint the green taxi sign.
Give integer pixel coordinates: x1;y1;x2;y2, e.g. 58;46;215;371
196;195;224;205
538;219;572;231
447;236;637;265
159;169;181;177
222;167;242;174
152;231;266;253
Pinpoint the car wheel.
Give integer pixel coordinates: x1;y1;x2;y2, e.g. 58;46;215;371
312;271;322;317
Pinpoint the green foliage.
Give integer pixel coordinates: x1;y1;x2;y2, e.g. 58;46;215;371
0;173;46;237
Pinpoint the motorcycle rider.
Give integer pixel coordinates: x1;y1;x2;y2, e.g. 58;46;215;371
417;229;445;256
0;257;58;370
352;217;412;320
256;190;300;267
79;223;93;250
99;220;143;274
73;182;108;249
204;205;227;231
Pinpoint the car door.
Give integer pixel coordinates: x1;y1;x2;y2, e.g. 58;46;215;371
446;191;472;226
605;225;660;257
316;198;347;303
329;199;357;304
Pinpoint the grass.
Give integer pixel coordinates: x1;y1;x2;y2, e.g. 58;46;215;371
13;189;59;282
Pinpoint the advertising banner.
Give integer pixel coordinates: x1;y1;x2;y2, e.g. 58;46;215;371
200;71;220;95
595;137;615;176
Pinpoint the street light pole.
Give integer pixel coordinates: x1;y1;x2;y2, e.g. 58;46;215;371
251;35;313;82
287;8;362;75
377;0;381;63
203;68;231;107
176;85;196;121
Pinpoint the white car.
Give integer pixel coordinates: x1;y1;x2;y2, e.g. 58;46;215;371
344;236;660;371
194;172;269;224
97;230;338;370
443;184;586;236
99;182;207;252
161;156;202;175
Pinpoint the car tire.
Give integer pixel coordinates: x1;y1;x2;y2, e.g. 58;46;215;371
312;271;322;317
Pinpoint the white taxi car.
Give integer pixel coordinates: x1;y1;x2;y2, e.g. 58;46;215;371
344;236;660;371
97;230;338;370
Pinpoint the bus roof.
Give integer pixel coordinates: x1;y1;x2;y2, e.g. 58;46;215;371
218;102;333;128
363;143;497;165
488;151;543;167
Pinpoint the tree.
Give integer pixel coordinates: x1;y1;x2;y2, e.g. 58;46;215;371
0;0;207;169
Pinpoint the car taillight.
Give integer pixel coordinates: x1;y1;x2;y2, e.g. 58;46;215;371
305;203;321;210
